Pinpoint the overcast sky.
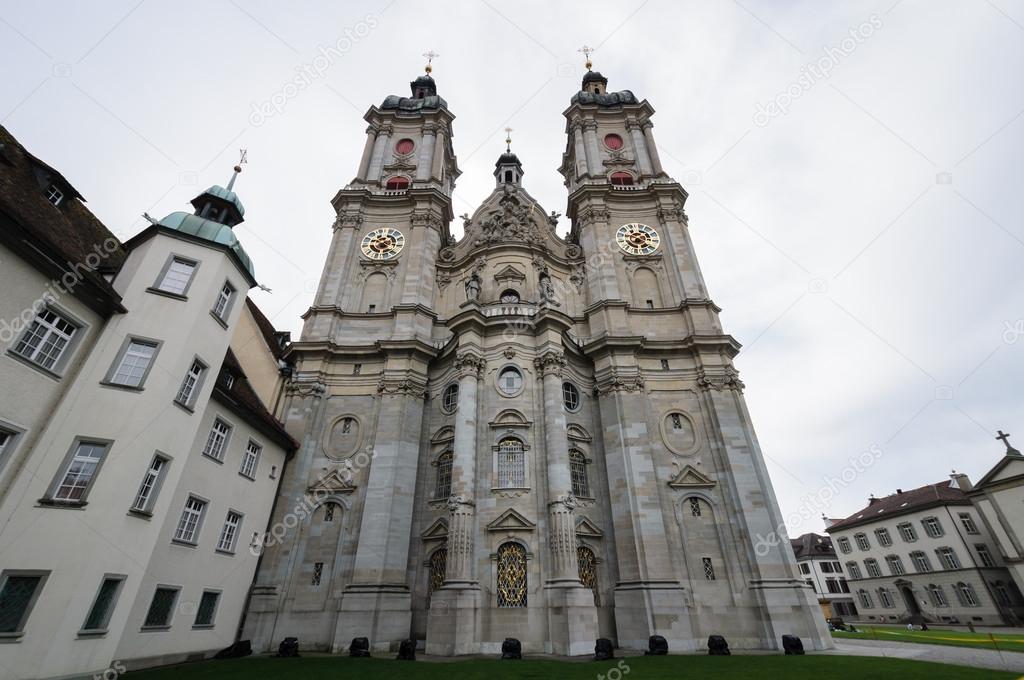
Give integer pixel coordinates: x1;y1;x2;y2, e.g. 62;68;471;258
3;0;1023;537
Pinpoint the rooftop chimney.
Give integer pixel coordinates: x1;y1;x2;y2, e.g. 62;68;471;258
950;472;973;492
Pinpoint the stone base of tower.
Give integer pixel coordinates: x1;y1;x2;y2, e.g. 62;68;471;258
752;578;834;650
332;585;412;653
544;582;600;656
425;584;482;655
612;581;697;652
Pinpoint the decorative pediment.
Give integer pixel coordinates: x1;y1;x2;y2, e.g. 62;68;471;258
382;161;417;174
486;508;536;532
307;469;356;495
421;517;449;541
472;186;546;247
575;516;603;538
489;409;532;429
566;424;592;442
667;464;715;490
494;265;526;285
431;426;455;444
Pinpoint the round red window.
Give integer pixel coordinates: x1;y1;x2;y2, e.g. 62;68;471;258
395;138;415;155
604;133;624;150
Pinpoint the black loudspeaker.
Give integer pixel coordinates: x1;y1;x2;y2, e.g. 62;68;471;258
396;638;416;660
594;638;614;661
349;637;371;657
782;634;804;655
501;637;522;659
275;637;299;658
645;635;669;655
707;635;731;655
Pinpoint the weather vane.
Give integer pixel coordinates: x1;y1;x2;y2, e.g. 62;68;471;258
504;127;513;152
228;148;248;190
423;50;439;73
578;44;594;70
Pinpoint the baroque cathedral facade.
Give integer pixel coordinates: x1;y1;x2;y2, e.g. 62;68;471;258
243;63;830;655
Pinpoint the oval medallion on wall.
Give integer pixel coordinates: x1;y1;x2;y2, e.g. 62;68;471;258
324;414;362;460
660;411;701;456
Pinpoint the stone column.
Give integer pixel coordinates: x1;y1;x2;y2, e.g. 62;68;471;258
431;127;446;181
416;124;437;182
366;123;392;182
641;121;665;176
445;350;484;583
356;124;378;180
582;120;601;176
536;348;599;656
571;121;588;179
627;120;654;176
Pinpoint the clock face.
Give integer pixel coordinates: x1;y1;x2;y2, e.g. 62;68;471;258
615;223;660;256
360;228;405;260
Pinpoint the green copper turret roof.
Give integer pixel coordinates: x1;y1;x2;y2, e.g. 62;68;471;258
156;211;254;279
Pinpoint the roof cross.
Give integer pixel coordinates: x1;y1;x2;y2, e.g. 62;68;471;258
423;50;439;73
504;127;513;152
997;430;1019;455
578;45;594;70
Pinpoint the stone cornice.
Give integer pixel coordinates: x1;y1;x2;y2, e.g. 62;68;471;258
377;375;429;398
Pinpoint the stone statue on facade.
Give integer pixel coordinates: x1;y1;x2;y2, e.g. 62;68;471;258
465;272;481;301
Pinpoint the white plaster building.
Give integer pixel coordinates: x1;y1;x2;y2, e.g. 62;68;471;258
826;478;1024;626
243;62;829;656
0;125;296;679
790;533;856;620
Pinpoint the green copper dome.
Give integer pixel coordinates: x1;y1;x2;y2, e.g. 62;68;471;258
156;211;255;279
193;184;245;219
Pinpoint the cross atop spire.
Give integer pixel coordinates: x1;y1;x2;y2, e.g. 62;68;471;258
997;430;1021;455
578;45;594;70
423;50;439;73
227;148;247;191
504;127;513;153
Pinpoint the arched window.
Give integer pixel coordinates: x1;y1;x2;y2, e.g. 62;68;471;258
496;542;527;607
577;545;598;601
500;289;520;304
497;438;525;488
927;583;949;607
323;502;336;522
562;382;580;411
569;449;589;497
877;587;894;608
385;176;410;190
858;589;872;608
609;171;633;186
435;451;453;499
688;497;702;517
955;581;979;607
428;547;447;597
442;383;459;413
497;367;523;396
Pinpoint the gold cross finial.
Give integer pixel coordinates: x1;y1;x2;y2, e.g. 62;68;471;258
578;45;594;70
504;127;513;152
228;149;247;189
423;50;439;73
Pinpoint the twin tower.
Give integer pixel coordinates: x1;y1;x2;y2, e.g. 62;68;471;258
242;63;831;655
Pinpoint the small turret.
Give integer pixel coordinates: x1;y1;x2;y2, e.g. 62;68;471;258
493;128;523;187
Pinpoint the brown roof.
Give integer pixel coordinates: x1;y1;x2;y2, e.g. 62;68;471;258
790;532;836;559
826;480;969;532
213;348;297;453
244;297;288;360
0;125;126;315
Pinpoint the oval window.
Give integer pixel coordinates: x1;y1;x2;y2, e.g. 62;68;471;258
498;367;524;396
604;133;624;150
395;138;415;155
562;382;580;411
442;383;459;413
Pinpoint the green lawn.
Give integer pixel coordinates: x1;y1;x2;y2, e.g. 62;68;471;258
124;654;1017;680
832;625;1024;653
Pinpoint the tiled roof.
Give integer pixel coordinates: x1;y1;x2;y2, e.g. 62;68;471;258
826;480;969;532
213;348;296;453
790;532;836;559
245;297;287;360
0;125;125;314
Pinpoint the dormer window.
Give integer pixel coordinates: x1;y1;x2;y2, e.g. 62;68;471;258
610;172;634;186
385;176;410;190
44;184;63;206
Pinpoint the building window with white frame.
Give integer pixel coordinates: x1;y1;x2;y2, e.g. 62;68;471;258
216;511;242;553
154;257;197;296
837;536;852;554
928;583;949;607
44;183;63;206
955;581;979;607
130;454;168;513
846;561;862;579
569;449;589;497
211;281;236;320
142;586;179;628
936;546;961;570
994;581;1012;606
562;381;580;411
864;558;882;578
175;358;207;408
108;338;158;388
898;522;917;542
857;589;872;608
921;516;944;538
202;418;232;461
497;366;523;396
174;496;207;544
441;383;459;413
885;554;906;576
878;587;894;608
496;438;525;488
854;532;870;551
976;544;996;567
80;575;125;633
240;440;261;479
435;451;452;499
48;440;109;503
12;308;77;371
874;527;893;547
910;550;932;573
0;427;18;469
959;512;980;534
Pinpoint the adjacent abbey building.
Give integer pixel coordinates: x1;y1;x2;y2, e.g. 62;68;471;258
243;63;830;655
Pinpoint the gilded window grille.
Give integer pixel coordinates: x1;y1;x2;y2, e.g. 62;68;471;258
496;542;527;607
577;546;598;594
428;548;447;594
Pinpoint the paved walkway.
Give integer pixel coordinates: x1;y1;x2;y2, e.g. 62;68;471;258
824;638;1024;673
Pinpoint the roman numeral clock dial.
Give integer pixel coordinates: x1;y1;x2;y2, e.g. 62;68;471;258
360;227;405;260
615;222;660;256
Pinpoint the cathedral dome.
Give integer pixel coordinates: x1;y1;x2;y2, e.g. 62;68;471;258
155;211;255;279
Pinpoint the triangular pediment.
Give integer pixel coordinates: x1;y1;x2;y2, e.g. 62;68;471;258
308;469;356;494
667;464;715;490
575;516;603;538
421;517;449;541
486;508;536;532
494;265;526;284
976;454;1024;488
